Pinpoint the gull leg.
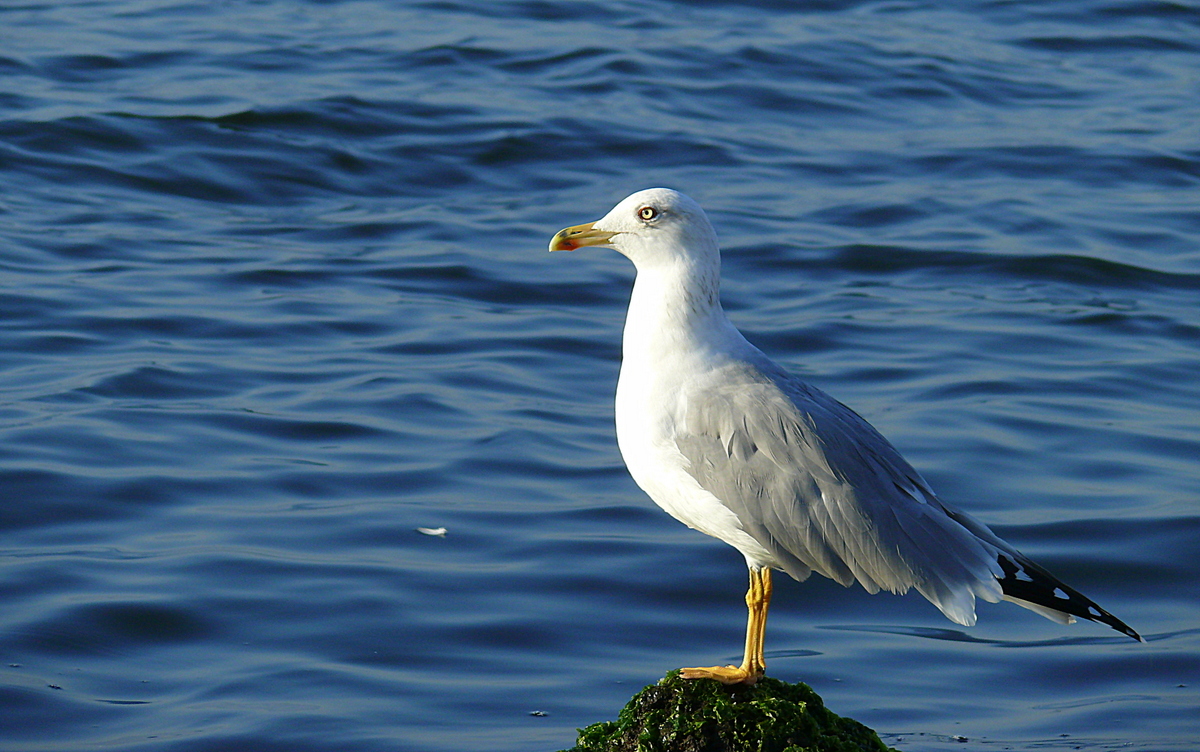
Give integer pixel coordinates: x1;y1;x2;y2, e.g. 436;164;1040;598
752;567;772;673
680;567;771;685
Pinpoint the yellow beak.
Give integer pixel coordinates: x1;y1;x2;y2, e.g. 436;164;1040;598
549;221;617;252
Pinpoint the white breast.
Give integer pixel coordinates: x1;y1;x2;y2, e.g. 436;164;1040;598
615;351;775;568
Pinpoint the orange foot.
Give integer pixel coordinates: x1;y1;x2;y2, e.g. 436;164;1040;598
679;664;761;685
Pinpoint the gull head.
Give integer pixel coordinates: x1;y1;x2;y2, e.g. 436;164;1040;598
549;188;720;273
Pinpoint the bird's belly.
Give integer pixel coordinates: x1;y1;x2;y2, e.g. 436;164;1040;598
616;410;775;568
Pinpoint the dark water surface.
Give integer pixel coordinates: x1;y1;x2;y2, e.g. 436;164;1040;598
2;1;1198;750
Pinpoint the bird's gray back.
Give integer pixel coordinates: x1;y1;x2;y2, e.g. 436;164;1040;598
673;360;1004;624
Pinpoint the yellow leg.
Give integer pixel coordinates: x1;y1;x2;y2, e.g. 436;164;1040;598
680;567;773;685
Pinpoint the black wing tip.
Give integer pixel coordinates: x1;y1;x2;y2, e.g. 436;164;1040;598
997;554;1142;642
1097;610;1143;642
1113;617;1144;642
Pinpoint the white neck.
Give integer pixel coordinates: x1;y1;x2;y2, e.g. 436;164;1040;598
619;259;748;385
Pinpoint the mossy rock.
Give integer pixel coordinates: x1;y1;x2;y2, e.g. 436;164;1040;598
563;671;896;752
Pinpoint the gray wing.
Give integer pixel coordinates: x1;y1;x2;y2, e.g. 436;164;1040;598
674;359;1005;626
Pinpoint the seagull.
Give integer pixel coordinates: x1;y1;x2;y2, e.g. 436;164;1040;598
550;188;1141;685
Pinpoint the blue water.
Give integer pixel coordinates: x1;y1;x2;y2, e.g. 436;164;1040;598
2;1;1198;750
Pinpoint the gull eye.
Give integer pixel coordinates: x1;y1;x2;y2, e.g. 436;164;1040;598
638;206;659;221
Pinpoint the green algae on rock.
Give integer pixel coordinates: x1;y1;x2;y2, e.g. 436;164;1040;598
563;671;896;752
